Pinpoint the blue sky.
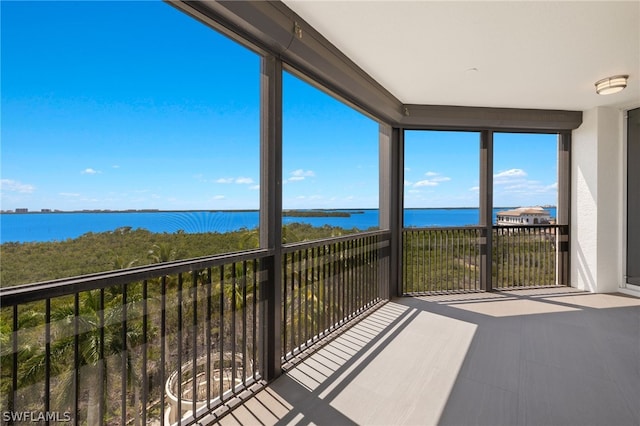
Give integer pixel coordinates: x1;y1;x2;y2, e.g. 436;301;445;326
1;1;557;212
404;131;558;208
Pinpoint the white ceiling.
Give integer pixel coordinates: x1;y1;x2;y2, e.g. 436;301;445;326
283;1;640;111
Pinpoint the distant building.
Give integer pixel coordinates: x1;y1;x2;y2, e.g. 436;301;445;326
496;206;551;226
41;209;52;213
15;208;29;213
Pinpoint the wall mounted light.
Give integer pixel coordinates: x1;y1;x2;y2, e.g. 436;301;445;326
595;75;628;95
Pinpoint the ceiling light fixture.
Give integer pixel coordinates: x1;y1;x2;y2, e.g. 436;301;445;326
595;75;628;95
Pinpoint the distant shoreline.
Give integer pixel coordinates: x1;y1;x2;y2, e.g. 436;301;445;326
1;207;557;244
1;208;372;214
0;206;556;215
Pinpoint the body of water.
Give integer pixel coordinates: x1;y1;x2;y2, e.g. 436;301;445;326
0;208;556;243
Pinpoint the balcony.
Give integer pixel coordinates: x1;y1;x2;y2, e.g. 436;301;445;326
1;0;638;425
5;225;635;425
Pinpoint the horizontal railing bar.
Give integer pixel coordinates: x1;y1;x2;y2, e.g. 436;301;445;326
404;225;561;232
0;248;273;306
403;225;484;232
494;225;562;229
282;230;390;253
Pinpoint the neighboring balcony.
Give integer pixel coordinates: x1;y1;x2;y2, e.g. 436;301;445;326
2;224;637;426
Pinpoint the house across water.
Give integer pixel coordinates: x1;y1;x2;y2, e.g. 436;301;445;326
496;206;552;225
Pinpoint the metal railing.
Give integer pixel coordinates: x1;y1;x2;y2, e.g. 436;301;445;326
0;231;390;425
0;223;561;423
493;225;560;289
281;231;389;360
402;225;565;294
0;250;269;426
403;227;482;294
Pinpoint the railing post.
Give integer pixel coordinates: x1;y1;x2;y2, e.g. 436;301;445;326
480;130;494;291
259;54;282;381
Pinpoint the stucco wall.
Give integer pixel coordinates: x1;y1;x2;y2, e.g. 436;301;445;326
571;107;623;293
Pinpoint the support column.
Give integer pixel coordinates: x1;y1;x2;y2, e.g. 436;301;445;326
260;55;282;381
480;130;494;291
379;124;403;298
571;107;623;293
557;132;571;285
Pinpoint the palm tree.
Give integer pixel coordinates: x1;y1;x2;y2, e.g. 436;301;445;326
0;307;45;413
240;228;260;250
148;243;179;264
16;287;153;425
113;255;138;270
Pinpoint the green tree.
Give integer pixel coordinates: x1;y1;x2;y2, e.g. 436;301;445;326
15;287;153;425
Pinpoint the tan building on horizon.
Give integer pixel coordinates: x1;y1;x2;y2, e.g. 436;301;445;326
496;206;552;226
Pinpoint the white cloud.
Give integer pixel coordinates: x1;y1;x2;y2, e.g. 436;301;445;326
500;180;556;194
59;192;80;197
82;168;100;175
505;183;530;190
495;177;558;202
529;182;558;194
235;177;254;184
469;186;480;192
292;169;315;178
495;168;527;178
494;168;527;183
112;165;120;169
432;176;451;182
424;172;450;180
493;169;554;203
213;195;225;200
414;180;439;187
404;180;412;186
1;179;35;193
287;169;315;182
216;177;255;185
249;185;260;190
412;172;451;188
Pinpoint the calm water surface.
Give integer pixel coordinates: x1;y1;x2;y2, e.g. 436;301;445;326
1;208;555;243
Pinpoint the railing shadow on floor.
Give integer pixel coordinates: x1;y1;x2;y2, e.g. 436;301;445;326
214;288;640;426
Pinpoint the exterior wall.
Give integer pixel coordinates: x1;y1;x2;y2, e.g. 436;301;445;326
571;106;623;293
496;213;550;226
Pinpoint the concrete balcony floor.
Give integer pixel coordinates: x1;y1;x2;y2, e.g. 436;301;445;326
218;288;640;426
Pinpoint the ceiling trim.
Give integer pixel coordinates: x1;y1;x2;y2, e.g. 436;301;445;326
169;1;582;131
401;105;583;132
